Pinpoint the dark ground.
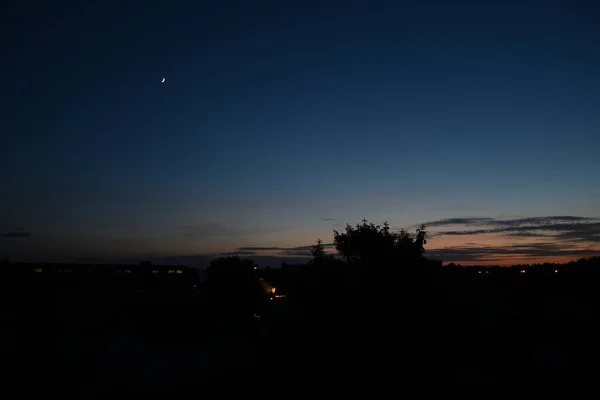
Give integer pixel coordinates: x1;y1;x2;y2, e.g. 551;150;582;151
1;267;600;396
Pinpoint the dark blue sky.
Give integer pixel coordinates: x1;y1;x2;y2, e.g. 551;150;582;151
2;0;599;266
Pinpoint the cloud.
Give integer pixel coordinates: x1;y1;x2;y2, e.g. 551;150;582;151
427;242;600;263
236;243;336;257
237;243;335;251
422;215;600;264
218;251;256;256
3;231;31;238
425;216;595;229
235;247;283;251
324;218;336;221
281;249;312;257
423;217;494;227
492;216;594;227
427;216;600;243
555;224;600;243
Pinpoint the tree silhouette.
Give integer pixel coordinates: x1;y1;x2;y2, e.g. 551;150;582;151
310;238;329;264
332;219;427;265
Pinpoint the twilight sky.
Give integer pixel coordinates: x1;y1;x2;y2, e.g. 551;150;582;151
1;0;599;267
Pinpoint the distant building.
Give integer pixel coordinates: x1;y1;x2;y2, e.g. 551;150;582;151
1;261;195;276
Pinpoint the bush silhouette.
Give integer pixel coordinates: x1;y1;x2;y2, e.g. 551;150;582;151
333;219;427;266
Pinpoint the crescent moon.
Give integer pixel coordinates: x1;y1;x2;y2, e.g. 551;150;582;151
161;77;166;83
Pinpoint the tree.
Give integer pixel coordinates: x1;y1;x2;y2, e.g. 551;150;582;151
310;238;327;263
332;219;427;265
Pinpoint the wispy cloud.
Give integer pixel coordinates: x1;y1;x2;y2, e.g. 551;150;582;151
324;218;336;221
426;216;599;242
236;243;335;257
237;243;335;251
428;243;600;263
218;251;256;256
423;217;494;227
423;215;600;264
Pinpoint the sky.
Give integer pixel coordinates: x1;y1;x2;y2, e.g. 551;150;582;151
1;0;599;267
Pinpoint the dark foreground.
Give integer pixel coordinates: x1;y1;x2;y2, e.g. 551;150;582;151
1;264;600;396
